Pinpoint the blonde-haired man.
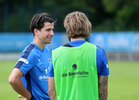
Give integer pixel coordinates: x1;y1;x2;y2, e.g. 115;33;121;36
48;11;109;100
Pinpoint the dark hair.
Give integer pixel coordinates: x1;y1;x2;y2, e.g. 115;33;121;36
30;13;54;36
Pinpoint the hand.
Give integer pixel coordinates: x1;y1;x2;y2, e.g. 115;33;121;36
18;95;30;100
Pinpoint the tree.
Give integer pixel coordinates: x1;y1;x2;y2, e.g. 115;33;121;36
102;0;139;31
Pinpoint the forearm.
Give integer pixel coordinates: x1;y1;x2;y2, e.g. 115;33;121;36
48;77;57;100
10;78;32;100
99;88;108;100
9;68;32;100
98;75;108;100
48;89;57;100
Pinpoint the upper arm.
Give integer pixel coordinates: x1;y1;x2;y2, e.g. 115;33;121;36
9;68;23;83
97;47;109;76
14;51;35;75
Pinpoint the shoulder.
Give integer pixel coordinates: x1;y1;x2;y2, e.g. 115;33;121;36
21;43;37;60
24;43;35;52
14;44;36;69
96;46;108;63
96;46;107;57
96;46;109;76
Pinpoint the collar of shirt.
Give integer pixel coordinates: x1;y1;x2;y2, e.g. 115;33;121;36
31;42;44;52
68;40;86;47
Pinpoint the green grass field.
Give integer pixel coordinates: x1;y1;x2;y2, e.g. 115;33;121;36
0;60;138;100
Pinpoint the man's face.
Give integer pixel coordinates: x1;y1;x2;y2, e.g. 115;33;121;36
37;22;54;44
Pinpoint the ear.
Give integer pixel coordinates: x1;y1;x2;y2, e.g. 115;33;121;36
34;28;39;36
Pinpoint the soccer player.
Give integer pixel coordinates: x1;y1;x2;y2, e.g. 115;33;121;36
48;11;109;100
9;13;55;100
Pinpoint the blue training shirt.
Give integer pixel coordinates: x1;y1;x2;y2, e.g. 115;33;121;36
14;42;50;100
48;40;109;77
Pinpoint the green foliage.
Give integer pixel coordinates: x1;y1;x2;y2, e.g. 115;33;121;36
115;1;139;30
0;0;139;32
43;0;56;9
93;19;118;31
102;0;124;13
102;0;139;31
8;7;20;32
0;0;4;3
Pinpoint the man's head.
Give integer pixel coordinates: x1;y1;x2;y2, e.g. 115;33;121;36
30;13;55;46
30;13;54;36
64;11;92;39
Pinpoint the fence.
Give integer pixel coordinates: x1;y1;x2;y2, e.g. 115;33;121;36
0;32;139;61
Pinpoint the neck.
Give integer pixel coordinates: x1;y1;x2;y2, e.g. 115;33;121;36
70;37;85;41
33;40;46;50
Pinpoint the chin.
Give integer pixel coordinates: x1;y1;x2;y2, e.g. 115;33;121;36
46;41;51;44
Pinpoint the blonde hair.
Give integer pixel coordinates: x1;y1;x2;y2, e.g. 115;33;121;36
64;11;92;38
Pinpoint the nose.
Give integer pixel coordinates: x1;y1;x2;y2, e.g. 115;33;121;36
50;30;54;36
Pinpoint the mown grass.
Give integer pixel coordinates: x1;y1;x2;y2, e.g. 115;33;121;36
0;61;18;100
108;61;139;100
0;60;138;100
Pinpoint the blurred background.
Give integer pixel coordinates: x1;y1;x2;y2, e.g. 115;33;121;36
0;0;139;60
0;0;139;100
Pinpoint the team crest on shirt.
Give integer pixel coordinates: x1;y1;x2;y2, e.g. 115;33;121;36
72;64;77;70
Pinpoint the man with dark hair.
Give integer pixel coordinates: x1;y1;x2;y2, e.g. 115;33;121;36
48;11;109;100
9;13;55;100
